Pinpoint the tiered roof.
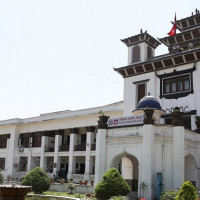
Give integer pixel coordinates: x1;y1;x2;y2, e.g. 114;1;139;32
121;31;160;49
114;48;200;78
159;10;200;52
115;10;200;78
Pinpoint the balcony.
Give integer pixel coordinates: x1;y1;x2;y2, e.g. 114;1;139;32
45;146;54;152
59;145;69;152
74;145;86;151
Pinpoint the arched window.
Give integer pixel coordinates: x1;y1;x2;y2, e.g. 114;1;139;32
147;46;152;59
132;46;140;63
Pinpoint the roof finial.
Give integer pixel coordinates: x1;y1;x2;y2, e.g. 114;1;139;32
140;29;143;34
195;8;198;14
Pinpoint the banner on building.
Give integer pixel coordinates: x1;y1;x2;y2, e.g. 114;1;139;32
108;115;144;127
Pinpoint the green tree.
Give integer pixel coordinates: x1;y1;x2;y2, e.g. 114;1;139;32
22;167;50;194
95;167;131;200
0;169;4;184
175;181;198;200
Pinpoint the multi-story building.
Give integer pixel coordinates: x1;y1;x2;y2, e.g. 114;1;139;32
0;10;200;200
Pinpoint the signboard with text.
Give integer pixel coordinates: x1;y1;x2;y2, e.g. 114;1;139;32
108;115;144;127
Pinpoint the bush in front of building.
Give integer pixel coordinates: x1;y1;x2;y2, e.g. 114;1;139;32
0;169;4;184
66;181;76;194
95;167;131;200
160;189;179;200
175;181;198;200
22;167;50;194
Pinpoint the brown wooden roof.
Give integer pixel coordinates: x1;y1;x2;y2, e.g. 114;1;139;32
114;48;200;78
159;27;200;49
176;12;200;31
121;32;161;49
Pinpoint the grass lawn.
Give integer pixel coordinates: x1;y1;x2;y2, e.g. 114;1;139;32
25;191;97;199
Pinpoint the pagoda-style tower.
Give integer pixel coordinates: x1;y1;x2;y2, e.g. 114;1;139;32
121;30;161;65
159;9;200;53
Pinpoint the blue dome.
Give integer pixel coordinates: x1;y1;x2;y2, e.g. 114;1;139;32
137;96;161;110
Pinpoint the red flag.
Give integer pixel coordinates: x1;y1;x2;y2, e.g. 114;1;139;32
168;13;177;36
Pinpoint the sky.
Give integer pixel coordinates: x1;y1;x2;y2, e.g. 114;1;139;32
0;0;199;120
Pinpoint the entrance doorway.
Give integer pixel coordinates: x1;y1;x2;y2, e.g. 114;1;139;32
185;154;199;188
112;153;139;191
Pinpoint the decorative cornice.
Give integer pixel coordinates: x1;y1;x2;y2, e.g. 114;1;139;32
121;32;161;49
114;48;200;78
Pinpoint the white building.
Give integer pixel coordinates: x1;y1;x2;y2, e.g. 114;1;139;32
0;10;200;200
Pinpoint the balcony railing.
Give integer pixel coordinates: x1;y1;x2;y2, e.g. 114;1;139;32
45;145;54;152
74;145;86;151
91;144;96;151
59;145;69;152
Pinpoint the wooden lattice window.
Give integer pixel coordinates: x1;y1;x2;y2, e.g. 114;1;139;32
163;74;190;94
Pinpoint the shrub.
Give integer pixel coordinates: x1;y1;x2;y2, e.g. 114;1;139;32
95;167;131;200
0;169;4;184
67;182;76;194
175;181;198;200
160;189;179;200
22;167;50;194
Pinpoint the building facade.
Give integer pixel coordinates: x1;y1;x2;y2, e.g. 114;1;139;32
0;10;200;200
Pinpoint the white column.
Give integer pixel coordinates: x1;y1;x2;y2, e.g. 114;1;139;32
141;124;155;200
173;126;185;188
5;138;10;172
40;135;47;171
94;128;107;184
53;132;62;173
7;130;18;178
67;128;78;179
27;148;32;172
84;126;95;180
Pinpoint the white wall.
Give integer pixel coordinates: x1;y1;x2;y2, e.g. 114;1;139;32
123;61;200;125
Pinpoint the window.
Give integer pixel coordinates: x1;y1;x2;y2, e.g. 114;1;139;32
147;46;152;59
157;66;195;99
0;134;10;148
0;158;5;170
133;79;149;105
163;74;190;94
20;133;30;148
32;132;42;147
19;157;28;171
132;46;140;63
137;83;146;103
